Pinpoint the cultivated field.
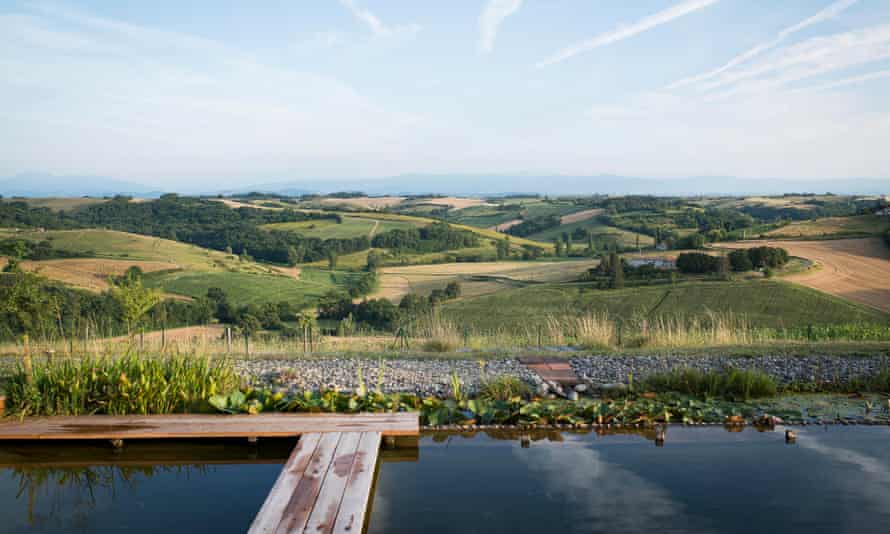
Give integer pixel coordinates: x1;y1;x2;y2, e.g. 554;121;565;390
721;238;890;314
529;219;654;248
18;258;178;292
560;208;603;224
766;214;889;238
442;280;890;332
264;216;421;239
144;267;355;306
318;196;405;210
406;197;494;210
21;197;110;211
373;260;599;301
0;229;250;272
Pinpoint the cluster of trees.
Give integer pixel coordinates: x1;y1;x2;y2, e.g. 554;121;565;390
675;252;724;274
0;238;79;262
1;196;486;267
727;246;789;271
0;267;212;342
397;282;462;315
203;286;308;336
317;281;462;332
885;228;890;249
0;200;77;229
676;246;788;275
370;222;479;252
506;215;560;237
317;293;399;330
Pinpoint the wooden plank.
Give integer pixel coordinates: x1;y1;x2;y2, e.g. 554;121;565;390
333;431;382;534
274;432;342;533
0;413;418;440
304;432;362;533
248;433;322;534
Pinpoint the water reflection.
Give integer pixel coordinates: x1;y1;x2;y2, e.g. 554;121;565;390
0;439;292;534
369;426;890;534
1;428;889;534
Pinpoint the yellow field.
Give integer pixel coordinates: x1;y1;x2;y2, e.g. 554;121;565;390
721;238;890;313
766;214;890;238
344;211;554;251
319;196;405;210
407;197;495;210
372;259;598;301
21;197;109;211
18;258;178;292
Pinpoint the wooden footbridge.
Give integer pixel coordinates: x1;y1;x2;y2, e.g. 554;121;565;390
0;412;420;533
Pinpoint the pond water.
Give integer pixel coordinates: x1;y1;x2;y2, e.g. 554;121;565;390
0;427;889;533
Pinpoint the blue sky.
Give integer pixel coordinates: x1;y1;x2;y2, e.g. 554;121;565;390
2;0;890;189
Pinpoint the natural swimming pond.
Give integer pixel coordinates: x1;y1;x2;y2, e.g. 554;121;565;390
1;427;889;533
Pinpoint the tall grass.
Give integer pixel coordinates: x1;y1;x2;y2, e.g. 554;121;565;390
2;311;888;358
642;368;777;400
5;353;239;416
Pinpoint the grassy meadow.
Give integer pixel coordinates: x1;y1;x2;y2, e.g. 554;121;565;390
263;215;421;239
440;280;890;333
144;267;359;306
766;214;890;238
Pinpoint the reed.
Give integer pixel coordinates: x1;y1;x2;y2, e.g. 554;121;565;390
5;353;239;416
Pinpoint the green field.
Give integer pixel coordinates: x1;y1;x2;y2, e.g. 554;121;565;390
766;214;890;239
145;267;356;306
528;219;655;248
264;216;421;239
444;199;587;228
0;229;254;272
21;197;110;211
441;280;890;331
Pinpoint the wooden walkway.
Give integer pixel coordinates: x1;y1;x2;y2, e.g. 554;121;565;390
249;432;381;533
0;412;419;533
0;413;417;440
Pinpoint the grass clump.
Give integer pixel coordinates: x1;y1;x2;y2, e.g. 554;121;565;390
6;354;239;417
642;368;777;401
479;375;531;402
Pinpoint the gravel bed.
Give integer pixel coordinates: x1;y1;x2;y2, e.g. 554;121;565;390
571;355;890;385
235;358;541;398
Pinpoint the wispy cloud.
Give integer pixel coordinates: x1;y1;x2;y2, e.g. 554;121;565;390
704;24;890;100
339;0;420;38
668;0;858;90
478;0;522;54
536;0;719;68
794;69;890;93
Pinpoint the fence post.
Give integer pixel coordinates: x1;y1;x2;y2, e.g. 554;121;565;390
22;334;33;385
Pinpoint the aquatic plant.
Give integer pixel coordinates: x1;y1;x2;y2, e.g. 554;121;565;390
641;368;777;401
6;353;239;416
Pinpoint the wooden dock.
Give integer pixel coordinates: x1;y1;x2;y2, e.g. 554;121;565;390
0;412;419;533
0;413;417;440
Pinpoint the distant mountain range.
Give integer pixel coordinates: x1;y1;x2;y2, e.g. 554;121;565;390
0;173;163;198
2;172;889;197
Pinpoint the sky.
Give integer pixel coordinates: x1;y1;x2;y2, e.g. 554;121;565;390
2;0;890;190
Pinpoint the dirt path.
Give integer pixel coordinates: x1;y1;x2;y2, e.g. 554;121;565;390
368;219;380;238
721;238;890;314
